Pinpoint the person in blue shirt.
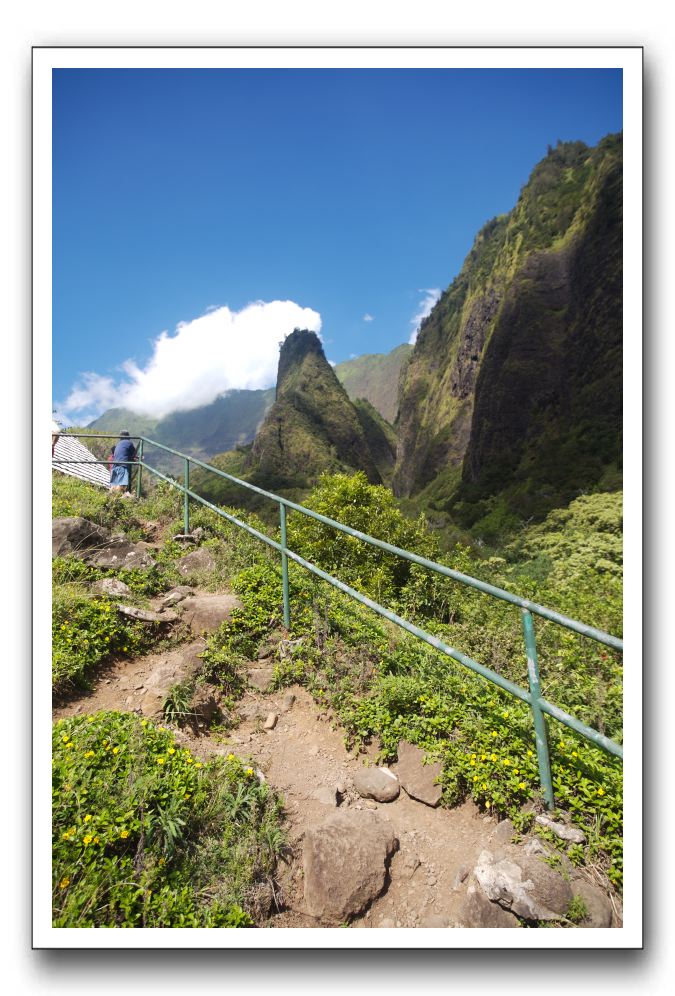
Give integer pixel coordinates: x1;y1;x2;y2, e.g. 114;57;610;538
110;431;137;493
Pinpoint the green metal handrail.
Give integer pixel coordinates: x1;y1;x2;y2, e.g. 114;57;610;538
54;432;624;808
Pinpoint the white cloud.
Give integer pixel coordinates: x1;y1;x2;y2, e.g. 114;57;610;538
363;313;374;322
61;300;322;421
408;288;441;344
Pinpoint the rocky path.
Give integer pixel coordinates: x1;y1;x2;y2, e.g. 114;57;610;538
52;565;618;930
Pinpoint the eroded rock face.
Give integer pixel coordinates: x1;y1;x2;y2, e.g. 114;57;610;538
474;847;573;921
393;741;443;807
179;593;242;634
353;766;400;803
303;811;398;924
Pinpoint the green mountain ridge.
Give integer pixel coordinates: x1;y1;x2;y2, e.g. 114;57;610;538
393;134;623;536
244;329;384;490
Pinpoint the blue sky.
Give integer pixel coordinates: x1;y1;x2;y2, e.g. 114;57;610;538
53;67;622;422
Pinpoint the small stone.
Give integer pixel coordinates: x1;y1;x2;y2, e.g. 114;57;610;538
281;692;296;712
569;878;613;927
134;684;145;691
263;712;278;730
313;786;338;806
365;801;377;811
353;766;400;803
427;876;437;887
535;814;587;844
336;781;346;796
93;577;131;597
452;865;470;889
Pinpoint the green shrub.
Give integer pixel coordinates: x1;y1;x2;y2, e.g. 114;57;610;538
52;712;283;927
287;472;439;603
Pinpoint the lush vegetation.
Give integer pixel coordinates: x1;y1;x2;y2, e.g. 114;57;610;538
53;712;283;926
186;474;623;888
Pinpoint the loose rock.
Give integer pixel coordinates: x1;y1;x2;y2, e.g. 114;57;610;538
313;786;338;807
92;577;131;597
176;547;216;578
491;818;516;846
353;766;400;803
474;847;573;921
393;741;443;807
161;586;193;607
303;811;399;924
281;692;296;712
535;814;587;844
264;712;278;730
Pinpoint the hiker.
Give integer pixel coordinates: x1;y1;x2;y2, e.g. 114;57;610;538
110;431;137;493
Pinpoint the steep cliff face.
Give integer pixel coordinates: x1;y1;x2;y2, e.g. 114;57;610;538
393;134;622;526
246;329;382;489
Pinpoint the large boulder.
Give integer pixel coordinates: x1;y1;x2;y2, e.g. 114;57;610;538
393;740;443;807
353;766;400;803
52;517;109;558
474;847;574;921
303;811;398;924
179;593;242;634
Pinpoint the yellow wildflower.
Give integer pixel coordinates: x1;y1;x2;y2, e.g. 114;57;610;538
93;836;99;844
481;754;487;761
195;762;202;769
120;830;129;839
572;751;578;758
84;750;94;758
185;756;193;764
59;877;70;889
84;814;92;823
184;793;191;800
157;757;165;765
245;767;254;776
470;759;476;766
597;787;605;797
83;835;92;845
227;753;235;761
491;753;497;762
61;734;69;743
482;783;487;790
473;776;478;782
168;747;176;755
502;759;510;766
112;747;120;755
527;750;533;757
502;711;509;719
518;782;526;790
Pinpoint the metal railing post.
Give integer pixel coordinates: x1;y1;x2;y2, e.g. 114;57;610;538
522;608;554;809
183;457;190;535
279;501;290;629
135;439;144;498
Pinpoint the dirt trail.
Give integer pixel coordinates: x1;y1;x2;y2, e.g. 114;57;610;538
54;637;507;929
